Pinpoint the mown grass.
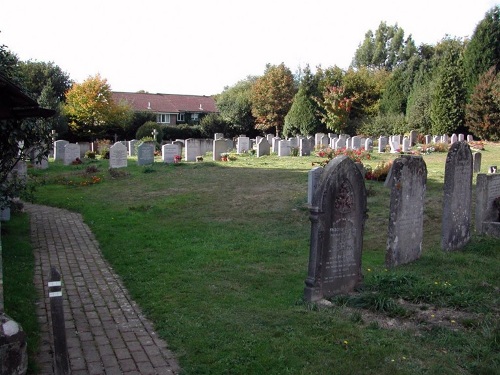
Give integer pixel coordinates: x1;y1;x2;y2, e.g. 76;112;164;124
3;144;500;374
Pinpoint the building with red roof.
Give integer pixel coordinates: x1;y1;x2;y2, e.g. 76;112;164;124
112;91;218;125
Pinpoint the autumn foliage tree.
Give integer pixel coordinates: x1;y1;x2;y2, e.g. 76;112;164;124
314;86;356;134
63;74;132;140
466;66;500;140
251;63;295;136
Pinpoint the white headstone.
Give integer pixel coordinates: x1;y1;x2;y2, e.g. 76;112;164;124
54;140;69;161
109;142;128;168
63;143;81;165
162;144;178;163
236;136;250;154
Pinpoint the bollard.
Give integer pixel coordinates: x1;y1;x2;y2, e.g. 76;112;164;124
49;267;70;375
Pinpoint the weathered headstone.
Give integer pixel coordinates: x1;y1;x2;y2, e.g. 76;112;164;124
475;173;500;236
409;130;418;146
473;152;482;173
109;142;128;168
441;141;473;251
402;137;410;153
450;134;458;144
256;138;271;157
304;156;367;302
307;167;323;206
54;140;69;161
386;156;427;267
351;136;361;150
63;143;80;165
278;140;290;156
299;137;313;156
378;136;388;152
137;142;155;165
162;144;179;163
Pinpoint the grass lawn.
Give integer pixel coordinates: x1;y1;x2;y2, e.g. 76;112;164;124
4;143;500;374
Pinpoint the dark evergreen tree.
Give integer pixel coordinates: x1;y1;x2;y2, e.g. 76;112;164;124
463;6;500;97
283;88;320;137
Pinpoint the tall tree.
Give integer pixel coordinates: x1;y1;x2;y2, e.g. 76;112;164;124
251;63;296;136
430;38;467;135
215;76;257;136
17;60;72;101
463;5;500;97
465;66;500;140
283;88;320;137
314;86;356;134
63;74;132;140
352;22;417;71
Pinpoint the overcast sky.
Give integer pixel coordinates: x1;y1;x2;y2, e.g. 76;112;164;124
1;0;498;95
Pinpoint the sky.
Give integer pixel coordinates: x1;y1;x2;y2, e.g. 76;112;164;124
1;0;498;96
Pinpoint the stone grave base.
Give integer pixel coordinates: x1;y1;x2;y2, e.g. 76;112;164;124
482;222;500;238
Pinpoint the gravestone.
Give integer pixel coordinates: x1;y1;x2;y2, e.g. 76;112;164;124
442;134;449;144
386;156;427;267
162;144;179;163
304;156;367;302
450;134;458;144
185;139;201;161
473;152;482;173
441;141;473;251
307;167;323;206
256;138;271;157
402;137;410;152
351;136;361;150
109;142;128;168
424;135;431;144
365;138;373;152
278;140;290;156
467;134;474;142
54;140;69;161
315;133;325;148
475;173;500;236
409;130;418;146
128;139;138;156
335;138;346;150
266;134;274;144
378;136;388;152
236;136;250;153
458;134;465;142
389;140;400;153
489;166;497;174
271;137;281;153
299;138;313;156
137;142;155;165
214;133;224;140
432;135;440;144
63;143;80;165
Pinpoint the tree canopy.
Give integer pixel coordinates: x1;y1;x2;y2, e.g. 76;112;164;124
63;74;132;140
251;63;296;136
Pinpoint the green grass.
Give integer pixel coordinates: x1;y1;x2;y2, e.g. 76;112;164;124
5;145;500;374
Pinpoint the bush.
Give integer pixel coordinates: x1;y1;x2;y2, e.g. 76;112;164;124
85;150;96;159
136;121;163;143
162;124;203;140
360;113;408;136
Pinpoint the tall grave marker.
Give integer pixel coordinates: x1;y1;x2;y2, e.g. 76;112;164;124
386;156;427;267
441;141;473;251
304;156;367;302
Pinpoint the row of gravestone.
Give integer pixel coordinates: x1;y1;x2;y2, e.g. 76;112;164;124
304;141;479;302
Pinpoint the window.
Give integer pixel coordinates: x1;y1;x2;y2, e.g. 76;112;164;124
157;113;170;124
177;113;185;122
191;113;199;121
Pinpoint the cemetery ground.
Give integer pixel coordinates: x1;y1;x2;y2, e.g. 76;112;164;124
2;144;500;374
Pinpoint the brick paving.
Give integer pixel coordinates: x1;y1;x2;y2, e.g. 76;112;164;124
25;203;180;375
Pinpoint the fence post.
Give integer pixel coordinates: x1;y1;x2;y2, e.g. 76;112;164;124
49;266;70;375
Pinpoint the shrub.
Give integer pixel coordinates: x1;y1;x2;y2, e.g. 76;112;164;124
85;150;96;159
136;121;163;143
314;147;371;167
162;124;203;140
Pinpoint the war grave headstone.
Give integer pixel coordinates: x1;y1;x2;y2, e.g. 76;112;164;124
278;140;291;156
128;140;138;156
304;156;367;302
54;140;69;161
214;133;224;140
389;140;400;153
441;141;473;251
473;152;482;173
336;138;346;150
109;142;128;168
378;136;388;152
424;135;431;144
236;136;250;153
402;137;410;153
365;138;373;152
442;134;449;144
63;143;81;165
185;139;200;161
271;137;281;153
256;138;271;157
475;173;500;237
409;130;418;146
458;134;465;142
299;137;313;156
162;144;179;163
266;134;274;144
386;156;427;267
351;136;361;150
467;134;474;142
320;135;329;148
137;142;155;166
315;133;325;148
450;134;458;144
432;135;440;144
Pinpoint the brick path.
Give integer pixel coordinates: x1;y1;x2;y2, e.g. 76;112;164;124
25;203;180;375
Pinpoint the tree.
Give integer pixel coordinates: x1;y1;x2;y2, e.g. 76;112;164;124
465;66;500;140
283;88;320;137
251;63;296;136
430;38;467;135
314;86;356;134
463;6;500;97
406;81;433;134
17;60;72;101
63;74;132;140
352;22;417;71
215;76;257;136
